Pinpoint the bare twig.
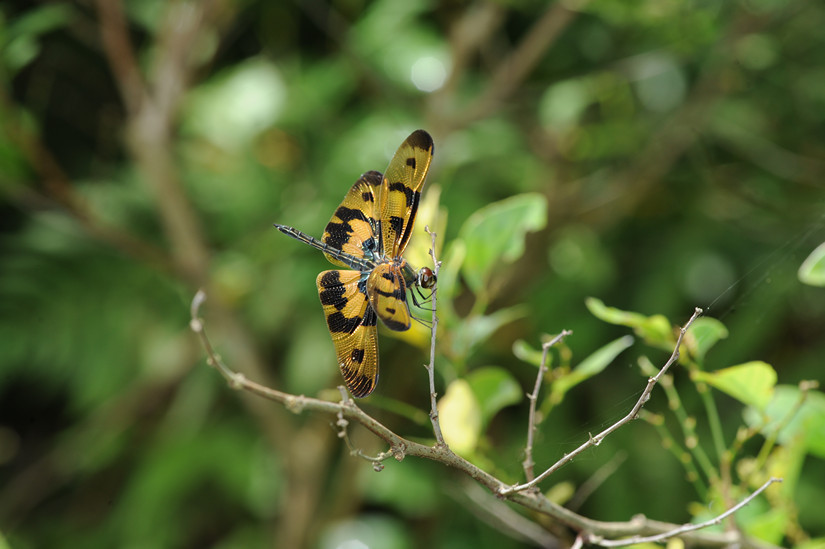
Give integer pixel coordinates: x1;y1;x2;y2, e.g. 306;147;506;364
501;307;704;495
425;226;447;447
588;477;783;547
192;294;780;548
523;331;573;482
334;386;393;471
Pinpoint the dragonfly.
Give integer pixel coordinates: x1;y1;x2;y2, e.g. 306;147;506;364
275;130;436;397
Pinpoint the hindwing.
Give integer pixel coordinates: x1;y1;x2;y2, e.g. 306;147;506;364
366;263;411;332
316;269;378;398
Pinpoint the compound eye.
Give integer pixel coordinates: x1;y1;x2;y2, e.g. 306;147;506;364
418;267;436;289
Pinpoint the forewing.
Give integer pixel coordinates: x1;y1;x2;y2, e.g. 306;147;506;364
317;269;379;397
322;171;383;267
367;263;411;332
376;130;434;257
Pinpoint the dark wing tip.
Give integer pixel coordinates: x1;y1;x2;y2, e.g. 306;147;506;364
360;170;384;185
347;375;377;398
406;129;434;153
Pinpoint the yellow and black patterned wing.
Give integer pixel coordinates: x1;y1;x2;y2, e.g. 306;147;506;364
321;171;383;267
317;269;379;398
376;130;434;258
366;263;411;332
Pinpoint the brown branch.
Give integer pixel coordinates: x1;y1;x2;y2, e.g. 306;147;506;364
455;2;586;127
588;477;782;547
191;292;781;548
95;0;144;115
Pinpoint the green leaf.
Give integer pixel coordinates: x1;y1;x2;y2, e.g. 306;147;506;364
743;384;825;458
585;297;673;349
459;193;547;295
466;367;523;429
686;317;728;362
3;4;74;73
549;335;634;404
451;305;526;357
693;361;777;410
798;241;825;286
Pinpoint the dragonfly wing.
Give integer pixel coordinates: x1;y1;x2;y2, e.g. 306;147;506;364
317;269;379;397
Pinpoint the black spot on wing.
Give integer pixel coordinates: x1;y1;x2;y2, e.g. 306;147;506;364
388;181;415;208
389;216;404;239
326;312;362;334
325;207;370;249
382;317;409;331
319;272;347;310
362;305;377;326
406;157;416;169
350;348;365;363
373;286;406;300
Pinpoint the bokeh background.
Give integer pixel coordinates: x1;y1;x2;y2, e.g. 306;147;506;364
1;0;824;547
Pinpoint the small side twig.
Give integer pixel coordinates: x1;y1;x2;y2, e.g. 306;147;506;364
523;330;572;482
425;226;447;448
334;386;393;471
501;307;704;495
588;477;782;547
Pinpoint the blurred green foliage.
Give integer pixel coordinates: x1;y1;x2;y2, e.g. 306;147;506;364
1;0;824;547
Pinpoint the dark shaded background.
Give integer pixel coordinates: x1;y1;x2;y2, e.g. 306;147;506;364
1;0;823;547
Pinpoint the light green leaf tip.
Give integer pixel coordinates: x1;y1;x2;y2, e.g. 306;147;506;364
693;361;777;410
798;242;825;287
512;339;546;368
585;297;673;349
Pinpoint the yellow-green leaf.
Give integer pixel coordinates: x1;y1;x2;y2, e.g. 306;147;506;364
438;379;481;456
798;241;825;287
693;361;777;410
585;297;673;350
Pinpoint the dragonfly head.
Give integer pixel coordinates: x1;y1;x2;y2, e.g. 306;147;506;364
417;266;436;289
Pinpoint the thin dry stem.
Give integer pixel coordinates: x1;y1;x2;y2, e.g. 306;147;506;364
589;477;782;547
501;307;704;495
523;330;572;482
425;226;447;448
